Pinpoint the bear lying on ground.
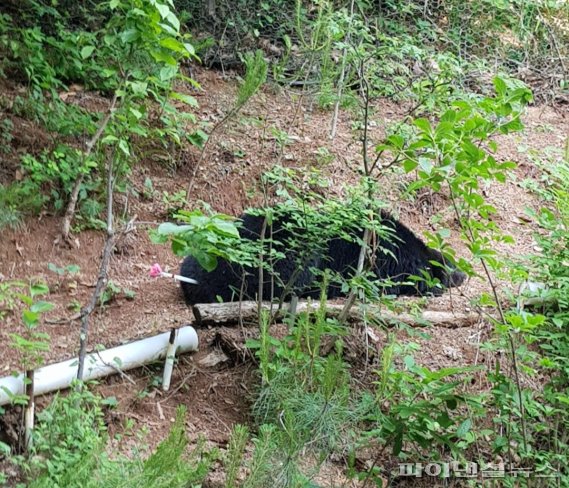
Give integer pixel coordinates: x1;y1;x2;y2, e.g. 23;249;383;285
179;210;466;305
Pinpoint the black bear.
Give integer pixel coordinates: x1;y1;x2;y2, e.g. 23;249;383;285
179;210;466;305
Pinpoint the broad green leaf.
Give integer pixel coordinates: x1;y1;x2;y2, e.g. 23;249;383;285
462;139;483;161
556;395;569;405
101;396;118;407
511;87;533;104
183;42;196;56
158;22;178;37
493;77;507;97
30;301;54;314
187;130;208;148
440;109;457;123
101;68;117;78
171;238;189;256
245;339;261;349
435;121;455;140
120;28;139;43
129;81;148;95
499;118;524;134
404;355;415;369
188;215;210;227
22;310;39;328
456;418;472;438
195;251;217;272
418;157;433;174
414;118;431;133
159;66;177;81
169;91;198;107
80;45;95;59
118;139;130;156
151;49;177;66
212;221;240;238
403;159;418;172
16;293;32;306
160;37;186;53
30;283;49;298
157;222;192;235
166;12;180;32
498;161;517;170
155;3;170;19
398;406;417;419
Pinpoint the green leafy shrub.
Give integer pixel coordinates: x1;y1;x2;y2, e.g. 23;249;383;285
153;209;245;272
25;388;106;484
385;77;533;290
500;155;569;482
21;145;98;211
0;182;46;230
20;395;216;488
0;0;200;228
0;280;53;409
364;341;480;459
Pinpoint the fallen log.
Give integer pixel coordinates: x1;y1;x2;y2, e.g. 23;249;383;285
192;301;479;328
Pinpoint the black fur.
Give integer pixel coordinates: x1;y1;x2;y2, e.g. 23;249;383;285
179;211;465;305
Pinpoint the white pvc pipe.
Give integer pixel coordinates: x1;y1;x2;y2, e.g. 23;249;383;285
0;326;199;406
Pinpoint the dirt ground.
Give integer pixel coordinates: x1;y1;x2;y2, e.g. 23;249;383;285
0;66;567;486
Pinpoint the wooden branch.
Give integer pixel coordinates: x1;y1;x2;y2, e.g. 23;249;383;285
329;0;355;140
59;92;119;245
186;77;256;200
339;62;374;324
338;227;370;323
77;154;116;381
192;300;480;329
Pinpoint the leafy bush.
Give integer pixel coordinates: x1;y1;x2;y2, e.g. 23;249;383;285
387;77;533;293
364;342;479;459
12;392;216;488
0;280;53;375
21;146;98;211
25;388;107;484
0;0;200;229
0;182;46;230
502;155;569;482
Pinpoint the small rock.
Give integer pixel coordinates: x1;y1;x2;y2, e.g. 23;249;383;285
198;349;229;368
366;327;381;344
443;346;462;360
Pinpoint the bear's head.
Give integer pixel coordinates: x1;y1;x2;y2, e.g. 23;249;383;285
427;249;467;294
